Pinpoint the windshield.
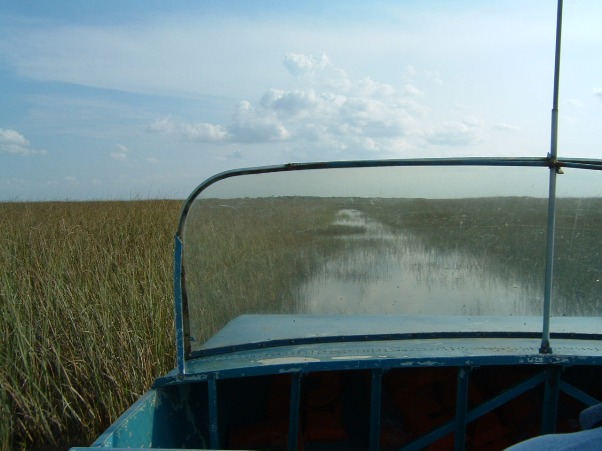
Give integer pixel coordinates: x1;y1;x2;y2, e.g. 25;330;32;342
178;160;602;355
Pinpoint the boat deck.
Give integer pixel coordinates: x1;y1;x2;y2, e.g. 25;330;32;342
93;315;602;451
155;315;602;383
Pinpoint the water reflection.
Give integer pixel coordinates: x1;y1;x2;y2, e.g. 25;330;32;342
299;208;541;316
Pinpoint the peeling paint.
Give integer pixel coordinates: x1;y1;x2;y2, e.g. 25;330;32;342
331;355;372;360
258;357;321;365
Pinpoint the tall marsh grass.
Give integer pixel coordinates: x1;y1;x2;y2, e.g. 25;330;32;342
3;194;601;450
0;200;180;450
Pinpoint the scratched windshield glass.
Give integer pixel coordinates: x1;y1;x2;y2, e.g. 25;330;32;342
181;164;602;351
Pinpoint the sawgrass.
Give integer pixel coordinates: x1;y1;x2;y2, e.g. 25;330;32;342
0;200;180;450
3;195;601;450
0;197;350;449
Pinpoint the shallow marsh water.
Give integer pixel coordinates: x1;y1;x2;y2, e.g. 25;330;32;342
299;208;541;316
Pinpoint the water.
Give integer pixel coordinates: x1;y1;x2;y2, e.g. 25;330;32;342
300;209;541;316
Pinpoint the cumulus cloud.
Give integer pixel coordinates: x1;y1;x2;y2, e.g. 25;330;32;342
147;53;485;155
0;128;46;155
110;143;128;160
283;52;330;77
181;123;229;142
229;100;291;143
595;88;602;101
402;84;423;96
146;117;175;134
147;117;228;143
261;89;321;118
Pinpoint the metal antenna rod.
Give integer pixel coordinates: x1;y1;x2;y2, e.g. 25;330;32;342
550;0;563;162
540;0;563;354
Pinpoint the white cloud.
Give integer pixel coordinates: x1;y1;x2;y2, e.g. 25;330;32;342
181;123;229;142
146;53;452;155
0;128;46;155
283;53;330;77
352;78;397;97
0;128;28;146
228;100;291;143
110;143;128;160
147;118;228;143
261;89;321;118
595;88;602;100
110;152;127;161
146;117;175;134
494;123;520;131
402;84;423;96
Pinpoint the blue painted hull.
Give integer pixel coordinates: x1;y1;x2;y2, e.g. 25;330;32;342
72;315;602;450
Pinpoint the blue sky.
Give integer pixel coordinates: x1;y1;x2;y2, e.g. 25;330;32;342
1;1;601;200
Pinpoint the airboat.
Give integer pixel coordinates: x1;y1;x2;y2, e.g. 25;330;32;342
71;2;602;450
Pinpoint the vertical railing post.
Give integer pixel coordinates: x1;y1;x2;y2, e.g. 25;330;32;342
370;368;383;451
540;0;563;355
454;367;470;451
541;167;558;354
174;235;187;374
541;367;561;434
288;373;302;451
208;376;219;449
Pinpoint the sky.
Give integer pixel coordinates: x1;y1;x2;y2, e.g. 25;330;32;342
1;1;601;201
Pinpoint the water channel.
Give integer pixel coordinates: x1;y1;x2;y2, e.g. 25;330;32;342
299;209;542;316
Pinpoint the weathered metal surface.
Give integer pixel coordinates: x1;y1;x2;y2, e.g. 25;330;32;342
173;235;186;375
74;384;209;449
198;314;602;356
152;338;602;389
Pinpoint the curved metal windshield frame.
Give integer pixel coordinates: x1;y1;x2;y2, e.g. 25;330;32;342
173;156;602;372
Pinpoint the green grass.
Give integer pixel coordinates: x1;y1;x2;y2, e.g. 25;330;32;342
0;201;180;450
